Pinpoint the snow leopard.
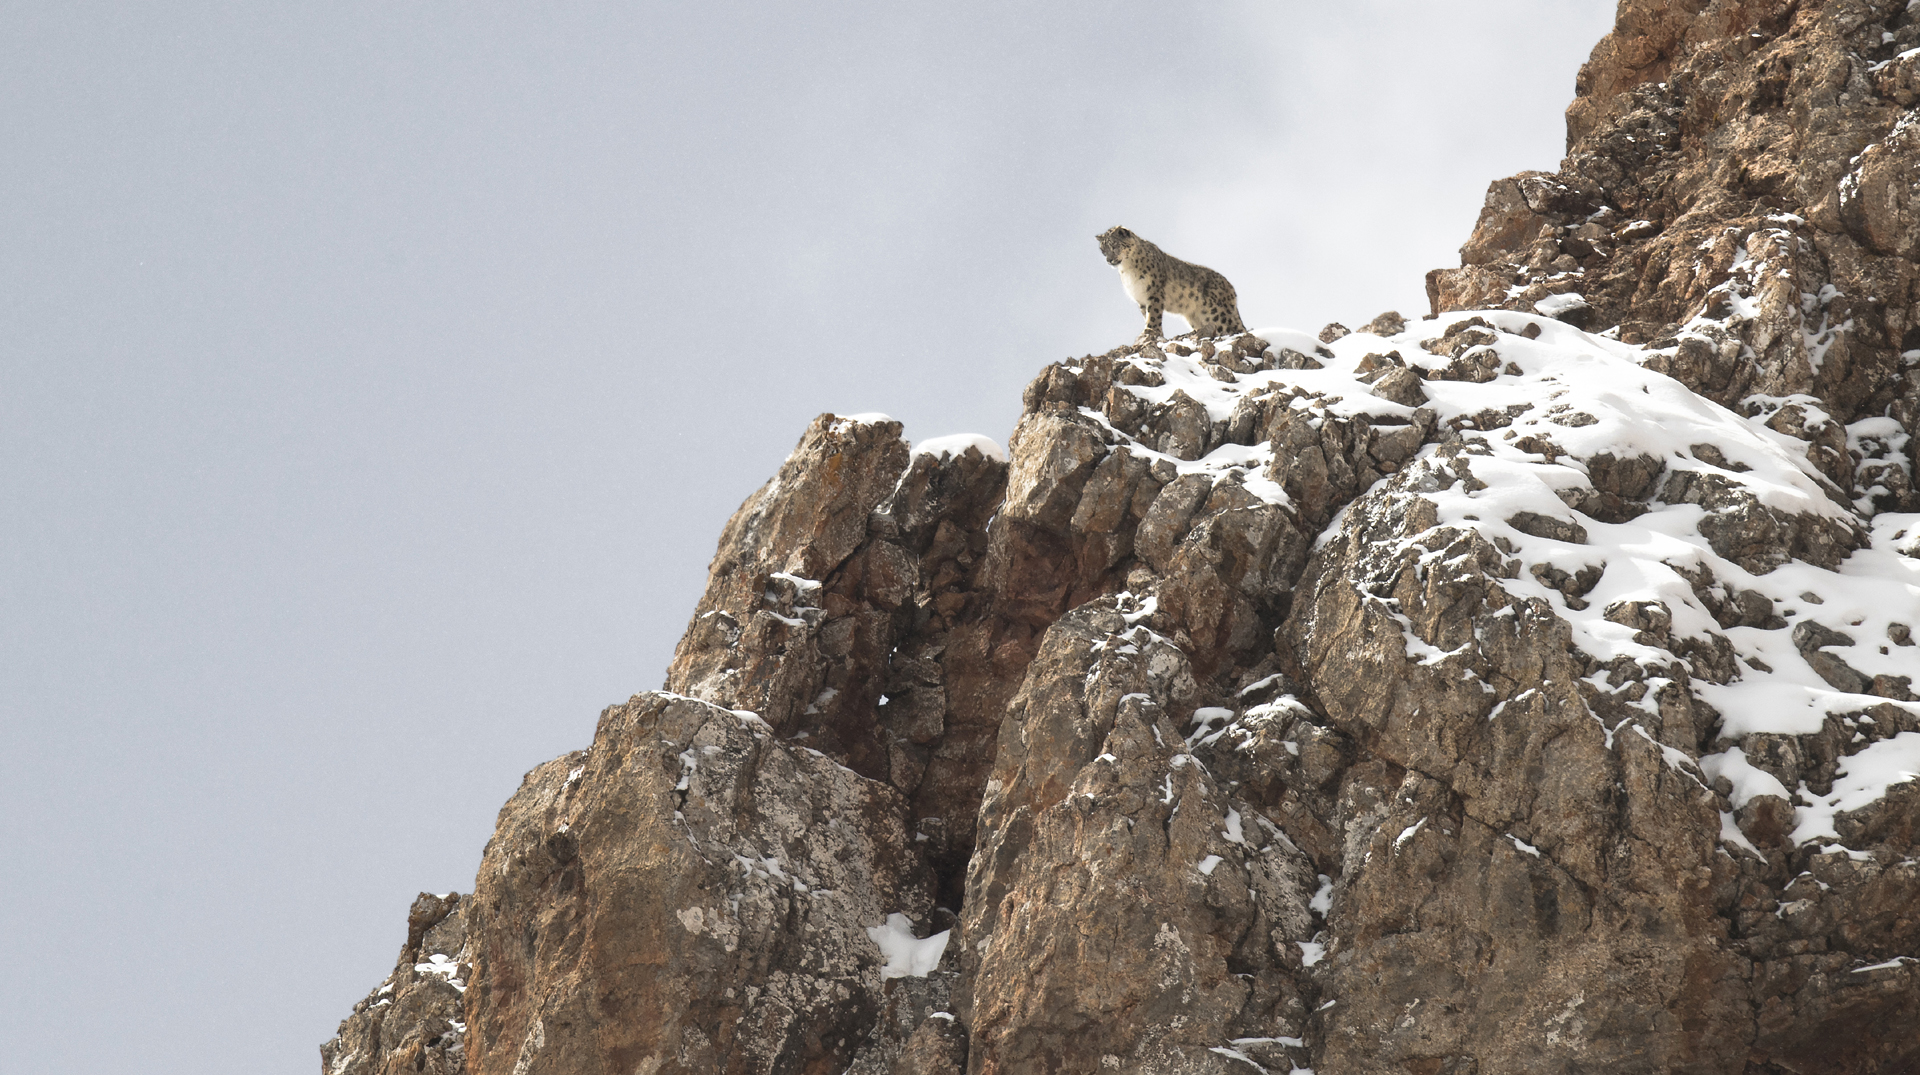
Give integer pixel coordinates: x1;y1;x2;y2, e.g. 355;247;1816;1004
1096;226;1247;340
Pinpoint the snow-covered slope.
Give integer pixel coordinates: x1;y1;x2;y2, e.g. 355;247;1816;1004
1105;311;1917;858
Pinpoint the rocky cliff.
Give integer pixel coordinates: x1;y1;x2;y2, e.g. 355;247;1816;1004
324;2;1920;1072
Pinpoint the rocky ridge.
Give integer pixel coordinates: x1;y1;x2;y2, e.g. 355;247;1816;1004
325;2;1920;1072
1428;0;1920;515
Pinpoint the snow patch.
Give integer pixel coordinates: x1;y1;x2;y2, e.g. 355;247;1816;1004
1393;817;1427;850
914;433;1008;462
1534;293;1590;318
1309;875;1333;916
866;913;950;980
1222;808;1247;845
1699;748;1791;810
1789;732;1920;845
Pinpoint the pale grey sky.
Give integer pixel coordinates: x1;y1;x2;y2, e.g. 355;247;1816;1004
0;3;1613;1071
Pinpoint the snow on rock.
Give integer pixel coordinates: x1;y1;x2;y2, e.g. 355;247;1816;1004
1698;748;1793;810
331;9;1920;1070
913;432;1008;462
321;893;469;1075
937;308;1917;1073
833;411;897;429
1239;311;1917;848
865;912;951;980
1012;309;1920;1070
1787;732;1920;846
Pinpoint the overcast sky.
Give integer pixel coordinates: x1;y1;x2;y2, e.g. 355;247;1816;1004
1;3;1615;1072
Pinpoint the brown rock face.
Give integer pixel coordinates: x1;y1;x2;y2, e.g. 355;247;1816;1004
328;4;1920;1073
1430;0;1920;516
460;693;942;1075
958;598;1320;1075
662;414;1012;908
1289;465;1750;1072
322;893;470;1075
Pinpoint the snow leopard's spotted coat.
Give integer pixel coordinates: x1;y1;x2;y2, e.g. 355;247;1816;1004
1096;226;1247;340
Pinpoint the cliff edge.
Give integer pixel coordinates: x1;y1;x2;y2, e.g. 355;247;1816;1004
325;3;1920;1072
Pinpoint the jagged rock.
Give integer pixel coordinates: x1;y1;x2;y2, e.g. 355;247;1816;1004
1429;0;1920;507
1370;365;1429;408
1362;310;1408;337
659;415;1014;908
663;412;915;774
321;893;469;1075
958;598;1316;1075
462;694;939;1075
327;5;1920;1073
329;316;1920;1074
1288;460;1748;1073
890;1014;968;1075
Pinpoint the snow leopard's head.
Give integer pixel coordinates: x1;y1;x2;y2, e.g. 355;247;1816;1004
1096;226;1137;266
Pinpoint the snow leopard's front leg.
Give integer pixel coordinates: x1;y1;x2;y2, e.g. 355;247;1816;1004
1139;292;1165;341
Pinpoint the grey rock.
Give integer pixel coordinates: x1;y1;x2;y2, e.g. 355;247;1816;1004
1362;310;1408;336
1370;365;1429;407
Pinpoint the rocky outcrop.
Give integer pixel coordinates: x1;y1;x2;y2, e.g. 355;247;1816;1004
1290;450;1750;1073
454;693;946;1075
322;893;470;1075
958;598;1319;1075
328;2;1920;1072
1429;0;1920;516
661;414;1010;909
